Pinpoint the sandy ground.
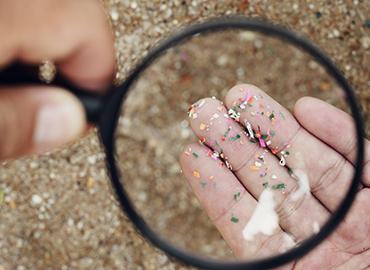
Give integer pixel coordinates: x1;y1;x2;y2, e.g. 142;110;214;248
0;1;369;269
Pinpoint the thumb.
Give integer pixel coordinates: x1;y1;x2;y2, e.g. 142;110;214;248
0;86;86;160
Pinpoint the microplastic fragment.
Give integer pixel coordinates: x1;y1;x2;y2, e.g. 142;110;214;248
272;183;286;190
260;170;268;178
271;174;277;179
193;170;200;178
228;108;240;121
259;138;266;148
199;123;207;130
188;106;198;119
234;192;241;201
225;160;233;170
313;222;320;233
192;152;199;158
232;105;239;112
209;175;215;180
245;121;254;139
231;216;239;223
198;100;205;108
243;189;279;240
269;112;275;121
230;134;241;141
279;156;286;166
224;127;231;138
247;96;255;105
211;151;220;160
291;169;311;200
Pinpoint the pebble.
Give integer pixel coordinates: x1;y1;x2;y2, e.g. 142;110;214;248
30;194;43;206
360;36;370;49
110;9;119;21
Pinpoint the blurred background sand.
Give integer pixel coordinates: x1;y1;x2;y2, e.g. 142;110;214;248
0;1;369;269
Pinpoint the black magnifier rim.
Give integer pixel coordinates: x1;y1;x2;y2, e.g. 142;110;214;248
99;16;365;270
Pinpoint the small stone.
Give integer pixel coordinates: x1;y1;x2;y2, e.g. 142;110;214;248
29;161;39;169
87;177;95;189
138;192;148;202
199;123;207;130
360;36;370;49
31;194;43;206
77;221;84;230
216;55;228;66
130;2;138;9
67;218;74;227
87;156;96;164
332;29;340;37
0;188;4;206
239;31;256;41
308;60;318;69
110;9;119;21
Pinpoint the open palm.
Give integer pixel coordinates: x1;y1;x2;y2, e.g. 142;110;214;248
180;84;370;269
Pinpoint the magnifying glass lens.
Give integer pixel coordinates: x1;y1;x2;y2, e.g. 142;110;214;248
113;29;355;263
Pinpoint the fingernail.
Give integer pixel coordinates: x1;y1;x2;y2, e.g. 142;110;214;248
33;102;84;147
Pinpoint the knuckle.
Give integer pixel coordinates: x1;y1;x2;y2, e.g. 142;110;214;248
312;155;347;194
275;191;305;223
233;143;260;172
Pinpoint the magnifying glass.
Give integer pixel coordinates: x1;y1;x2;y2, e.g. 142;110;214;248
0;17;365;270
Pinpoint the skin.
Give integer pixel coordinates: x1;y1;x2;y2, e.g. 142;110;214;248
0;1;368;269
180;84;370;269
0;0;115;159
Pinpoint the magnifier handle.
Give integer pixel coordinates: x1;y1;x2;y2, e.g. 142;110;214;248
0;62;104;124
